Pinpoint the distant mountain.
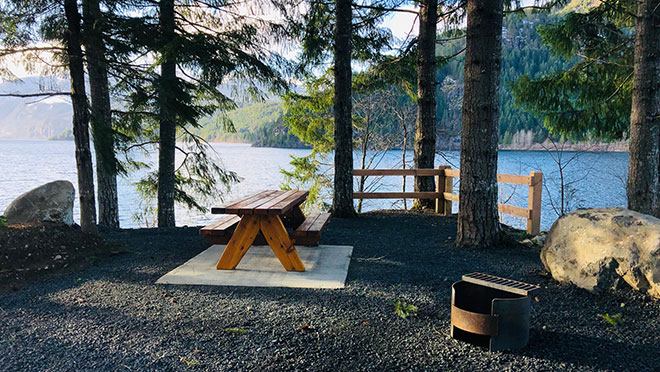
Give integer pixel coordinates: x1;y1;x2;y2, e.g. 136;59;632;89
0;76;286;142
0;77;72;140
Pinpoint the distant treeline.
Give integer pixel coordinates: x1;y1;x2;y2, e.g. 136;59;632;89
185;13;573;149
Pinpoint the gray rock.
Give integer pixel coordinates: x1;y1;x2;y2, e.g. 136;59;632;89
541;207;660;298
532;234;546;245
3;180;75;226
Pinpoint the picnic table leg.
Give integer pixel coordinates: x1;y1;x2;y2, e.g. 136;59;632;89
216;215;260;270
282;205;306;228
261;214;305;272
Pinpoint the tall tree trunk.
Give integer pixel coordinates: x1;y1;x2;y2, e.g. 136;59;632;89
331;0;356;218
82;0;119;227
456;0;503;248
413;0;437;209
401;114;408;210
627;0;660;217
157;0;177;227
64;0;97;234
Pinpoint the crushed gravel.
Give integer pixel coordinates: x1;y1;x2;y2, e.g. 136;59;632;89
1;210;658;371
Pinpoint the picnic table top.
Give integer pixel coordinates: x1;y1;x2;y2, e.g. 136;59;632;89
211;190;309;216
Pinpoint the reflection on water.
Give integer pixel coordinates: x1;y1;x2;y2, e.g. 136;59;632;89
0;140;628;231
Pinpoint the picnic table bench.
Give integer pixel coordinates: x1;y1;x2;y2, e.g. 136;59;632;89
199;190;331;271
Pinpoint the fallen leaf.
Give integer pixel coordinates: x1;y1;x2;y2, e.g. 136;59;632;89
193;349;200;355
362;321;370;327
76;298;84;303
163;292;168;297
300;323;312;331
170;298;176;303
534;296;539;302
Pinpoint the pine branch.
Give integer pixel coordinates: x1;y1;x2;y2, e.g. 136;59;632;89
0;92;70;97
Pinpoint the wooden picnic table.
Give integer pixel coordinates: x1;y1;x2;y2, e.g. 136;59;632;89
210;190;311;272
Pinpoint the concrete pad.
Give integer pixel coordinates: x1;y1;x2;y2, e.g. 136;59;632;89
156;245;353;289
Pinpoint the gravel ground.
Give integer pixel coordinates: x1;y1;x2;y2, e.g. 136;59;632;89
1;210;659;371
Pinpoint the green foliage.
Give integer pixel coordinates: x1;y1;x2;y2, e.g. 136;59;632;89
280;151;332;212
436;12;576;143
281;70;415;211
511;1;635;140
196;102;305;148
0;215;7;228
179;356;199;367
282;74;335;153
225;327;249;335
291;0;393;72
279;73;335;211
599;313;625;327
106;0;289;220
391;300;418;319
131;141;241;214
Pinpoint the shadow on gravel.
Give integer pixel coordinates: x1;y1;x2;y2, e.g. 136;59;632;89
521;329;659;372
3;211;659;371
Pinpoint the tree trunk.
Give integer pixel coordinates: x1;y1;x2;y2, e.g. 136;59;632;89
456;0;503;248
82;0;119;227
331;0;356;218
402;115;408;210
157;0;177;227
413;0;437;209
64;0;97;234
627;0;660;217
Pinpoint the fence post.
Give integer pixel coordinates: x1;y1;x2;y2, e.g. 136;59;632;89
436;165;451;215
527;171;543;235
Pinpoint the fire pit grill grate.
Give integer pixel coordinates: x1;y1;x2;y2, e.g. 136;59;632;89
462;272;540;296
450;272;540;351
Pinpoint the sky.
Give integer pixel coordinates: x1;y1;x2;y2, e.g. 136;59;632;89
2;3;425;79
2;0;542;79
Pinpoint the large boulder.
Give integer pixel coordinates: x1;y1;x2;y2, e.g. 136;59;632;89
4;180;75;226
542;207;660;299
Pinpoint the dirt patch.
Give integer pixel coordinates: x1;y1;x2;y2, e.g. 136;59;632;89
0;222;115;292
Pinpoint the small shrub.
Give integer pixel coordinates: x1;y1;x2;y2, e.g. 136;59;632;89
599;313;624;327
179;356;198;367
391;300;418;319
0;215;7;228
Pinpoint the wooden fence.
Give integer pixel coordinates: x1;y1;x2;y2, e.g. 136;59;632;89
352;166;543;235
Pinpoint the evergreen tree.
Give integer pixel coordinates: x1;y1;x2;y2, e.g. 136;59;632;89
413;0;438;209
64;0;98;234
82;0;119;227
628;0;660;216
511;1;660;216
108;0;288;226
332;0;356;217
457;0;504;248
287;0;395;216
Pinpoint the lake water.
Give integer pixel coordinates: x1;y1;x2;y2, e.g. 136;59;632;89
0;140;629;231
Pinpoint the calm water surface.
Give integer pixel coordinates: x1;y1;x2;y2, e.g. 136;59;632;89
0;140;629;231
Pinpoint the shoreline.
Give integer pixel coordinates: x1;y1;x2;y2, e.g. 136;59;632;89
3;138;630;153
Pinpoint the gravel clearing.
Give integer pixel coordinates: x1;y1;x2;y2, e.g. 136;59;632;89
1;210;659;371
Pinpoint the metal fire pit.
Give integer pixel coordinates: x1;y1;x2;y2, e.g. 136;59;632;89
451;272;540;352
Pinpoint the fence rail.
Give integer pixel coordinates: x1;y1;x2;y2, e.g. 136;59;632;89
352;166;543;235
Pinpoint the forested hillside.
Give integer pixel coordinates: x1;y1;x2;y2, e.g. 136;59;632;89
2;14;570;149
195;102;306;148
194;12;573;149
436;12;575;146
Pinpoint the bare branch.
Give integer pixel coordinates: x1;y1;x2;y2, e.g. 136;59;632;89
0;91;70;98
